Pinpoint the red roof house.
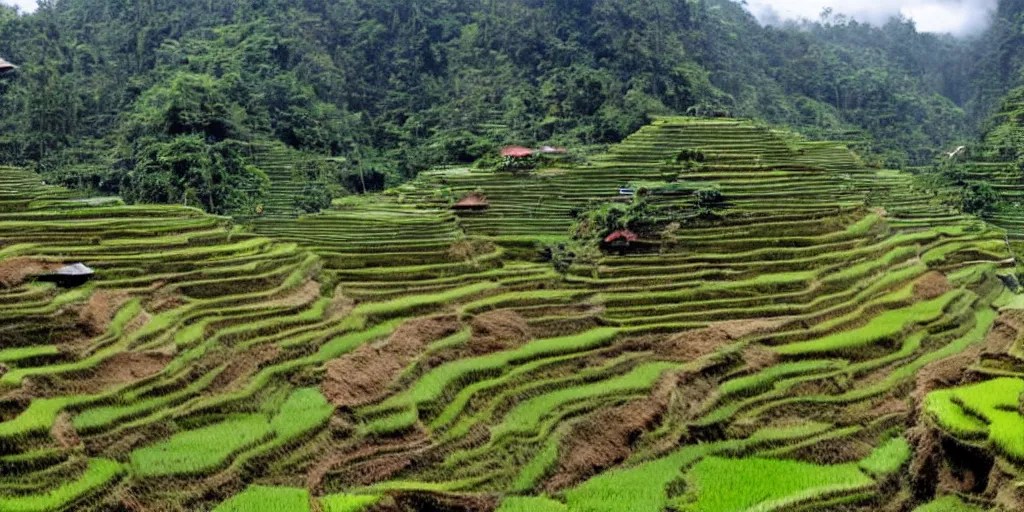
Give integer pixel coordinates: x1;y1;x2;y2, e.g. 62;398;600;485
604;230;639;244
501;146;535;158
452;193;489;210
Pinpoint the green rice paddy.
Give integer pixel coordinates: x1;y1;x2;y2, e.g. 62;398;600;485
0;118;1020;510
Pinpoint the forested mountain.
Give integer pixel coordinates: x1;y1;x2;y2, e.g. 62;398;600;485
0;0;1023;213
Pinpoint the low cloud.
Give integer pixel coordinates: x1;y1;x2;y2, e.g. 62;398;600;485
744;0;999;36
2;0;37;12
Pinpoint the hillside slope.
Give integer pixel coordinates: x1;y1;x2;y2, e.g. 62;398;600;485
0;0;998;215
0;119;1019;511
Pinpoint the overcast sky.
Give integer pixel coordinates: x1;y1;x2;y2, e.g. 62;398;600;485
745;0;999;36
3;0;34;12
1;0;1002;36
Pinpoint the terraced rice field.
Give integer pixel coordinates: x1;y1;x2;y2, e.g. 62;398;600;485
0;118;1021;511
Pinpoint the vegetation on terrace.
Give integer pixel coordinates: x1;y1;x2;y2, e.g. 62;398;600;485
0;117;1021;512
8;0;1024;217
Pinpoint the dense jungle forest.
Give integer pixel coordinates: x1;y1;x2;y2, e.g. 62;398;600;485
1;0;1024;213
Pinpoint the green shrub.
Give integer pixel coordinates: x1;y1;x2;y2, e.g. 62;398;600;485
693;185;724;217
294;183;333;214
961;182;999;215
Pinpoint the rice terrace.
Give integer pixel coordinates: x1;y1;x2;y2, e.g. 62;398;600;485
0;114;1021;512
8;0;1024;511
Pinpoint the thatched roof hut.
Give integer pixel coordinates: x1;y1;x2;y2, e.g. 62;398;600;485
40;263;95;287
452;193;489;211
602;230;640;254
604;230;639;244
501;146;534;158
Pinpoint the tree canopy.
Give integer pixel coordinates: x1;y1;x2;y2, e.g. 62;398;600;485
1;0;1024;212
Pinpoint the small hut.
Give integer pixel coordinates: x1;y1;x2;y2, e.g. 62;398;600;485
41;263;95;288
452;192;489;211
500;146;536;172
0;58;16;74
602;230;639;253
537;146;568;155
501;146;534;158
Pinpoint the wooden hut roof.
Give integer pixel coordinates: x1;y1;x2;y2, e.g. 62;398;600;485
604;230;639;244
501;146;534;158
453;193;489;209
57;263;95;277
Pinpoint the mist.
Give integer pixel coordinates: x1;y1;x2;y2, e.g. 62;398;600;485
2;0;37;12
744;0;999;36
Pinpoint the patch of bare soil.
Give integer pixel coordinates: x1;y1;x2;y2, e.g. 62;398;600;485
51;411;80;448
659;318;788;362
124;310;151;336
659;326;731;361
0;257;59;287
912;352;976;406
323;316;458;408
109;487;147;512
908;425;944;499
786;436;874;465
370;492;497;512
209;345;281;393
88;427;170;459
990;464;1024;509
447;240;495;262
714;318;790;339
938;438;993;495
466;310;532;355
77;291;130;336
339;453;414;486
741;345;779;373
914;272;953;301
146;293;186;314
85;352;171;392
43;351;171;396
907;425;993;499
546;373;676;492
306;432;430;492
649;372;723;453
327;293;356;319
989;310;1024;355
868;397;911;419
265;280;322;309
676;370;720;416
